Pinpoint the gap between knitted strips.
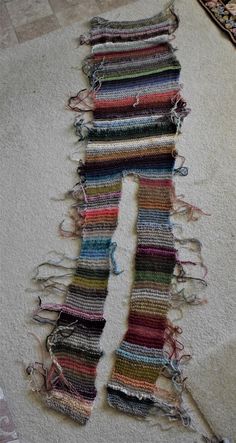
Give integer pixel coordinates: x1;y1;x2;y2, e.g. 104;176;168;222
25;0;209;429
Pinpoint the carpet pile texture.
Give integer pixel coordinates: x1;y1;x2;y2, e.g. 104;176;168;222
0;0;235;441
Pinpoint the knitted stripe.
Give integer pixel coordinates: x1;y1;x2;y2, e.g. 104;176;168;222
29;4;202;427
44;175;122;420
107;178;177;413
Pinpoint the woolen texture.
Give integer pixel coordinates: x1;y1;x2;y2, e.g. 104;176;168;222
1;0;235;441
41;5;192;425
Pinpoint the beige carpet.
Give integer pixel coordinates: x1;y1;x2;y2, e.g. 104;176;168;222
0;0;235;442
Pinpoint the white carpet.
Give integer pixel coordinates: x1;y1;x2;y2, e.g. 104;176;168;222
0;0;235;442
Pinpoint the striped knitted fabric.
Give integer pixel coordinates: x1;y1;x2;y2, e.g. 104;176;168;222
30;5;195;426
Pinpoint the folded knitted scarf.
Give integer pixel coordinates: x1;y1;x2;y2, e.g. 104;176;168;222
28;3;207;428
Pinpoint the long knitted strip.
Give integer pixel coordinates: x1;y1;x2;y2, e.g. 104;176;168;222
45;175;122;424
107;177;185;420
29;4;201;426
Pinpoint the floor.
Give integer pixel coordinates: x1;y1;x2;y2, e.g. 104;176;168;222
0;0;135;49
1;0;235;441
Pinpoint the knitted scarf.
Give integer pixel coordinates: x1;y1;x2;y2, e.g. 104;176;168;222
28;4;207;427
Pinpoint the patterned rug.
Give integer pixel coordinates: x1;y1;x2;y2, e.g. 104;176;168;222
198;0;236;44
0;388;19;443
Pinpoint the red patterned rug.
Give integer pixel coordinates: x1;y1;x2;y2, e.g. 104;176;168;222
198;0;236;44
